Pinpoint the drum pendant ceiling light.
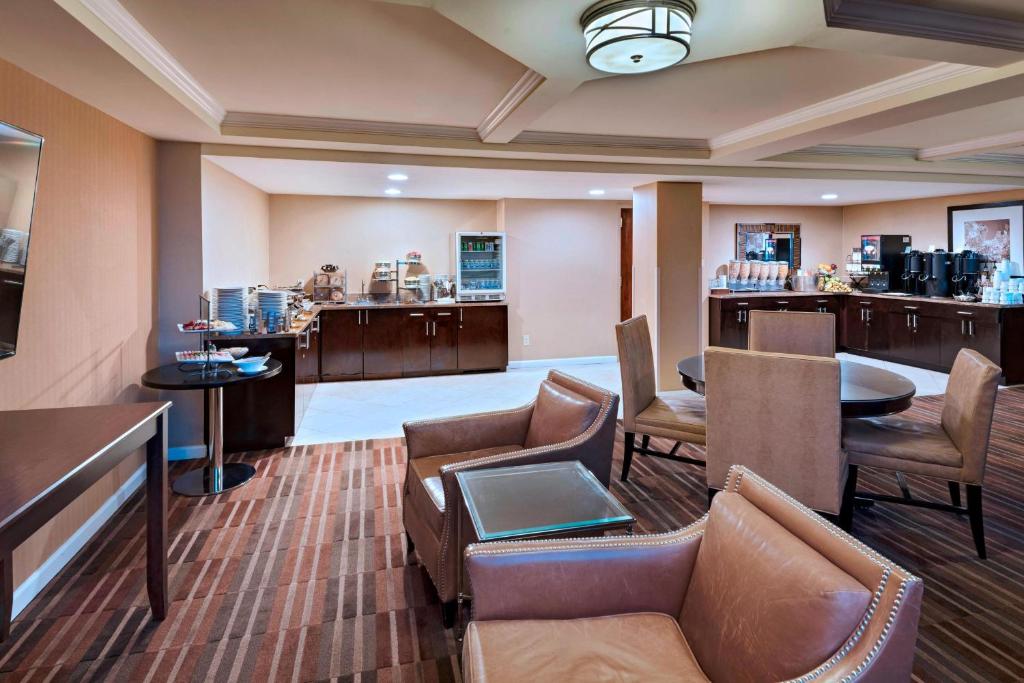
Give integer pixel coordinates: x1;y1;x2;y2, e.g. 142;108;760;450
580;0;697;74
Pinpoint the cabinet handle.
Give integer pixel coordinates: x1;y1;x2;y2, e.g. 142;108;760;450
776;301;789;305
912;314;918;330
459;308;463;323
2;279;21;287
860;308;865;322
906;313;912;328
969;320;975;336
866;311;872;323
365;310;369;325
432;321;437;336
409;312;425;317
357;310;362;325
737;310;743;323
436;312;452;316
961;319;967;335
425;320;430;336
312;316;320;333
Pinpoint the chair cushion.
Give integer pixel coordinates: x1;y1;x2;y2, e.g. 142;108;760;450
407;445;521;536
843;415;962;470
635;390;706;439
523;380;601;449
462;613;709;683
679;492;871;682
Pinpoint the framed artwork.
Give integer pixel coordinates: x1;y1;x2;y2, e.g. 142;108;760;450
948;200;1023;264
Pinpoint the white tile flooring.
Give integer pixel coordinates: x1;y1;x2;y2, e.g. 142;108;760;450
291;354;950;446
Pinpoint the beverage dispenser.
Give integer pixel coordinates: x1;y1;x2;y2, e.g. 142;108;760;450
920;250;952;298
902;250;924;295
952;250;984;299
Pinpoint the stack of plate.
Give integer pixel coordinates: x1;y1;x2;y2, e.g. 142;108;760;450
213;287;247;334
0;228;27;266
257;289;289;321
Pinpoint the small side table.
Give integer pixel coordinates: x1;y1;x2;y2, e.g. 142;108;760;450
454;461;635;631
141;360;282;496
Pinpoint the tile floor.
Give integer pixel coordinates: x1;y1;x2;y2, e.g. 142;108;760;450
291;354;950;445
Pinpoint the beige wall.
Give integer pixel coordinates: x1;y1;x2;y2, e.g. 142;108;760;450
499;199;625;361
269;195;625;362
269;195;496;292
201;158;270;292
0;59;157;586
842;189;1024;255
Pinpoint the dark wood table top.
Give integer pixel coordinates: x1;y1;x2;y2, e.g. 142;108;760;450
0;402;170;532
677;355;917;418
141;359;282;391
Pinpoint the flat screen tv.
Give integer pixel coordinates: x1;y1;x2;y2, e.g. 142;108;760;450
0;121;43;360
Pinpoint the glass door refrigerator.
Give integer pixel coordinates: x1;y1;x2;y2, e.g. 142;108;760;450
455;232;506;301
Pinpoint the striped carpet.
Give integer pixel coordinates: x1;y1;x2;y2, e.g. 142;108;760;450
1;388;1022;681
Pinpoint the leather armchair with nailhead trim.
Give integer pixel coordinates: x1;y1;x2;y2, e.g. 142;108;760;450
461;466;923;682
402;370;619;628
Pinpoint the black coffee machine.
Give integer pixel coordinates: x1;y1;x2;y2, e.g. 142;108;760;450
920;249;953;298
902;250;926;295
951;250;986;298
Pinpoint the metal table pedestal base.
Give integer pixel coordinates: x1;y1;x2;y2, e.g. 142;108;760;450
172;463;256;496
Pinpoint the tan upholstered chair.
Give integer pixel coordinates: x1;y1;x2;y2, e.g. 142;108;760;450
748;309;836;357
462;466;923;683
615;315;705;482
842;349;1000;558
402;370;619;627
704;346;853;527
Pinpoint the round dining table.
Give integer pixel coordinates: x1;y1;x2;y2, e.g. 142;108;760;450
676;354;916;418
142;359;282;496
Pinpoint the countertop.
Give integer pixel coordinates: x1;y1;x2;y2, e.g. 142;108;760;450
710;290;1023;309
212;300;508;341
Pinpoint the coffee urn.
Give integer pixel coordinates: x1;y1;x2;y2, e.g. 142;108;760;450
920;250;952;298
902;250;925;295
952;250;984;298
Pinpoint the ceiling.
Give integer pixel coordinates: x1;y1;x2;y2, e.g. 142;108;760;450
0;0;1023;191
205;155;1018;205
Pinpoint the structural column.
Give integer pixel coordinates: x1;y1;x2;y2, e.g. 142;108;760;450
631;182;705;389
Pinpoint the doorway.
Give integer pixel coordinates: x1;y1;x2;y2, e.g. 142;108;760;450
620;207;632;321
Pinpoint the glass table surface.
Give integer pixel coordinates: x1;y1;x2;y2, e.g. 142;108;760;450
455;461;634;542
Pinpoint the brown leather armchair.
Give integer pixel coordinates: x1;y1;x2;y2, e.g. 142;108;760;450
402;370;619;627
463;466;923;682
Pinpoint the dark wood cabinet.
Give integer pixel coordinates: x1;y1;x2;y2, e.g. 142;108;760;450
223;336;295;452
841;298;878;352
431;309;458;372
296;315;321;382
458;305;508;371
362;308;404;379
711;296;838;350
401;311;431;375
320;309;363;380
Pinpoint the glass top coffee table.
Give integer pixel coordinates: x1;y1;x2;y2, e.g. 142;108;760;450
454;460;636;632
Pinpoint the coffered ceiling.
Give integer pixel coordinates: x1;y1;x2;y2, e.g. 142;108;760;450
1;0;1023;195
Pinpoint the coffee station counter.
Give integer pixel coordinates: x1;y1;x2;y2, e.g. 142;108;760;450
709;290;1024;385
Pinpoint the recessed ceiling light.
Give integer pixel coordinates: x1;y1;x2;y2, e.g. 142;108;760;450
821;193;839;200
385;188;402;195
581;0;697;75
589;189;606;196
387;173;408;181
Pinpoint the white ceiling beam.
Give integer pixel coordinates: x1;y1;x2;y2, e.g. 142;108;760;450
53;0;224;130
476;69;547;143
710;61;1024;163
918;131;1024;161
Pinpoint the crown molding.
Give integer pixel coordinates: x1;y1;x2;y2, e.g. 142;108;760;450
823;0;1024;52
222;112;480;142
918;131;1024;161
784;144;918;159
477;69;546;142
710;63;983;151
512;130;708;152
952;152;1024;165
55;0;225;129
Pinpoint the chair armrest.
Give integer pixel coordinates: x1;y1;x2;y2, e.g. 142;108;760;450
796;574;923;682
464;521;705;622
403;404;533;460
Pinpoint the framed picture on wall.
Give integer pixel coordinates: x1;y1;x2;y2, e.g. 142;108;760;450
948;200;1023;265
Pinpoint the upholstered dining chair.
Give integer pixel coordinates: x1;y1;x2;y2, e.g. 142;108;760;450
615;315;705;482
748;309;836;357
842;348;1000;558
704;346;854;528
461;466;923;683
402;370;619;627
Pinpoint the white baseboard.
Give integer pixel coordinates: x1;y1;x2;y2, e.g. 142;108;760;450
169;444;206;461
508;355;617;369
12;462;147;619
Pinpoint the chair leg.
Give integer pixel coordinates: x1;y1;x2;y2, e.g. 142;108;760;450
621;432;636;482
441;600;457;629
838;465;858;532
405;531;415;557
641;434;650;451
966;485;986;560
948;481;962;508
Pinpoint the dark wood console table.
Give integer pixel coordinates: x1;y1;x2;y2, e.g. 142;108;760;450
0;401;170;641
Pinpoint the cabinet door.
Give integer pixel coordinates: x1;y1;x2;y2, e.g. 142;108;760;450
430;310;458;372
719;302;750;349
458;305;508;371
939;317;969;368
843;301;870;351
912;313;942;367
402;311;431;376
363;308;404;379
887;305;917;362
969;321;1001;365
320;309;363;379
